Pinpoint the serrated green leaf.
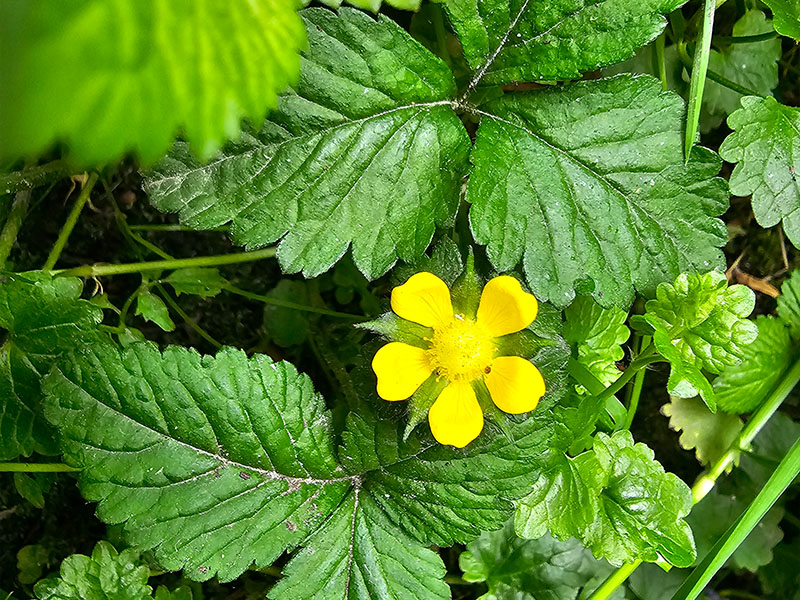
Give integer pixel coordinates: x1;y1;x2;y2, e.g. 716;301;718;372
563;296;630;387
661;397;743;467
43;342;352;582
687;488;784;571
165;268;226;298
468;75;728;308
762;0;800;40
443;0;681;87
516;430;695;568
644;271;758;409
135;292;175;332
144;8;470;281
701;10;780;133
713;316;793;414
34;541;151;600
270;490;449;600
460;521;622;600
777;269;800;337
720;96;800;249
0;273;103;460
0;0;303;165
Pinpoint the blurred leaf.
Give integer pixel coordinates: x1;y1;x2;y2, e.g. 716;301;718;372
135;292;175;332
720;96;800;249
467;75;728;308
661;396;743;467
777;269;800;338
0;0;304;165
263;279;314;347
165;268;226;298
563;296;630;387
644;271;757;409
17;544;51;585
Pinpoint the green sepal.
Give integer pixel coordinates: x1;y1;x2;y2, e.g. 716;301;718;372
450;251;482;319
403;374;446;440
357;313;432;348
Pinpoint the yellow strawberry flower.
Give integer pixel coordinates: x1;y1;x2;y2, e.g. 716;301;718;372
371;272;545;448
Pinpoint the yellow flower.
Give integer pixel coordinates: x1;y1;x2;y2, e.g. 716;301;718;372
372;272;545;448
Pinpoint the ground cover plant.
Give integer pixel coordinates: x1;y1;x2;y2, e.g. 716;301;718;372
1;0;799;599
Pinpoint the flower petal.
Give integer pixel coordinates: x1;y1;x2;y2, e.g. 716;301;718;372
476;275;538;337
391;272;453;329
372;342;433;401
485;356;545;414
428;381;484;448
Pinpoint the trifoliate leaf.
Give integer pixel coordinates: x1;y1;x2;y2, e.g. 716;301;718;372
0;273;103;460
135;292;175;332
762;0;800;40
468;75;728;308
165;268;226;298
661;397;743;467
34;541;151;600
713;316;793;414
563;296;630;386
719;96;800;249
144;8;470;281
43;342;352;582
644;271;758;410
442;0;681;87
460;521;622;600
270;490;449;600
777;269;800;338
701;10;780;133
0;0;303;165
515;430;695;568
688;489;784;572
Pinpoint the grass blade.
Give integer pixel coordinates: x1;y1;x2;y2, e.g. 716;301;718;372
684;0;716;162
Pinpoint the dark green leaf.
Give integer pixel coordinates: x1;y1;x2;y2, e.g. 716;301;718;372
270;490;449;600
443;0;681;87
762;0;800;40
136;292;175;332
0;273;103;460
515;430;695;567
263;280;315;347
13;472;53;508
777;269;800;338
644;271;758;409
720;96;800;249
144;8;470;280
34;541;151;600
165;268;226;298
468;75;728;308
17;544;51;585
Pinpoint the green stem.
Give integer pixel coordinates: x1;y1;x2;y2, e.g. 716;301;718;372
588;561;640;600
224;284;363;320
715;31;778;44
118;282;149;329
104;178;173;261
154;283;222;349
128;224;228;232
622;336;651;431
0;462;79;473
594;346;660;405
655;34;668;91
55;248;277;278
0;160;72;195
43;172;99;270
0;188;31;266
683;0;716;161
587;354;800;600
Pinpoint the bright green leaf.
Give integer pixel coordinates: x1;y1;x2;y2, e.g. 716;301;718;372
144;8;470;281
777;269;800;337
563;296;630;387
468;75;728;308
270;490;449;600
762;0;800;40
701;10;780;132
720;96;800;249
443;0;681;87
0;273;103;460
43;342;352;582
644;271;758;409
135;292;175;332
34;541;151;600
460;521;622;600
661;396;743;466
304;0;421;12
515;430;695;568
165;268;226;298
0;0;304;165
713;316;793;414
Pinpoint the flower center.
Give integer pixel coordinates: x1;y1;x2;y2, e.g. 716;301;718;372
427;315;494;382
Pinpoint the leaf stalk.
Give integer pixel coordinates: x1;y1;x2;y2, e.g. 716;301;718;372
43;171;99;270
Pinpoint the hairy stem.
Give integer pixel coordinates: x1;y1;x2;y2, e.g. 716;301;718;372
0;160;72;195
224;284;363;320
154;282;222;349
43;172;100;270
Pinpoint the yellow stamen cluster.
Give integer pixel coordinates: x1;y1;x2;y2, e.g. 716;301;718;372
426;315;495;382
